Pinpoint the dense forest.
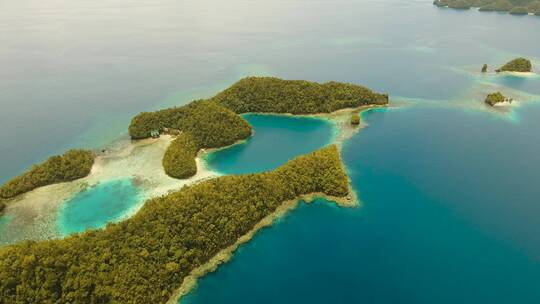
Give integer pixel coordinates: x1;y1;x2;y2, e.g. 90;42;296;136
0;146;350;303
485;92;511;106
129;100;252;178
162;133;199;179
0;150;94;199
209;77;389;114
129;77;385;179
496;58;533;73
128;100;252;144
434;0;540;14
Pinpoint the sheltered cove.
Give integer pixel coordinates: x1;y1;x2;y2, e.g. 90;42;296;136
0;77;387;302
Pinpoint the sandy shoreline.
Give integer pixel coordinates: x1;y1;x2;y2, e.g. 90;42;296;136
0;135;218;245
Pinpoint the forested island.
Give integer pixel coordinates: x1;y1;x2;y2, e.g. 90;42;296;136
433;0;540;15
0;76;386;302
209;77;389;114
0;146;351;303
485;92;513;106
0;150;94;199
129;77;388;179
496;58;533;73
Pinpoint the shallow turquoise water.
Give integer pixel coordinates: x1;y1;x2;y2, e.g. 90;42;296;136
182;104;540;303
0;0;539;302
205;114;334;174
57;179;141;236
487;74;540;95
0;215;13;233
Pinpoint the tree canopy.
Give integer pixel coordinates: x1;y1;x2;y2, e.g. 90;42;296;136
128;100;252;146
485;92;511;106
162;133;199;179
209;77;388;114
0;150;94;199
0;146;350;303
496;58;533;72
435;0;539;14
128;77;385;180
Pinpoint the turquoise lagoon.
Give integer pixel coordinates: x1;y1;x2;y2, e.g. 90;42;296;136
205;114;334;174
182;105;540;303
0;0;540;303
57;179;141;236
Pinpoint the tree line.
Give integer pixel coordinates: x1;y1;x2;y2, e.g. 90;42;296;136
209;76;389;114
129;77;386;180
162;133;199;179
434;0;540;15
0;146;350;303
0;150;94;199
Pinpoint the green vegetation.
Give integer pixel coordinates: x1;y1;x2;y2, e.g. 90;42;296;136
162;133;199;179
527;0;540;11
435;0;539;14
496;57;533;72
482;64;488;73
485;92;512;106
449;0;473;9
210;77;388;114
128;100;252;147
129;77;386;179
0;146;349;303
510;5;529;12
0;150;94;199
351;112;360;125
0;201;5;214
129;100;252;179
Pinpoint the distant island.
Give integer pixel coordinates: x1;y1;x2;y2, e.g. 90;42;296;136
129;77;388;179
485;92;513;106
0;150;94;199
496;57;533;73
433;0;540;15
0;146;353;303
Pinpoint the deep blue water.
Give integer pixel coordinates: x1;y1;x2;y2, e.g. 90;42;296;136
0;0;540;302
205;114;334;174
57;179;141;236
182;105;540;303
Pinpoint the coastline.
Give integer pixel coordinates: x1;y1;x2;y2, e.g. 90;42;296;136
167;190;357;304
0;135;218;245
243;105;384;148
0;105;372;245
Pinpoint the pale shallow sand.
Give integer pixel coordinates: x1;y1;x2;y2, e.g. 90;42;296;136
0;106;368;245
0;135;218;245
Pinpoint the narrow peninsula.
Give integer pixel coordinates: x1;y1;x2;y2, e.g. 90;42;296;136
0;149;94;199
0;146;352;303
